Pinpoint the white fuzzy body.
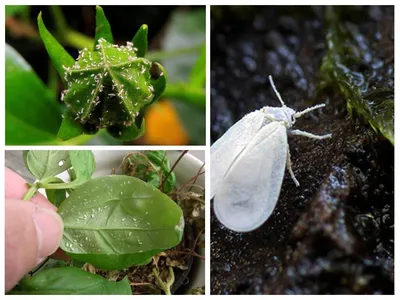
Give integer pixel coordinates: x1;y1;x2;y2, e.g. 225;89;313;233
211;76;331;232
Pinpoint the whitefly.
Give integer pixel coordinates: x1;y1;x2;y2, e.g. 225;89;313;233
211;75;332;232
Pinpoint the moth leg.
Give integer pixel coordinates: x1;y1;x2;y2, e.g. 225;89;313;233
286;145;300;187
289;129;332;140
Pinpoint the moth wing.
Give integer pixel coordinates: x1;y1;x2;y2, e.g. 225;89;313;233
214;122;288;232
211;111;265;198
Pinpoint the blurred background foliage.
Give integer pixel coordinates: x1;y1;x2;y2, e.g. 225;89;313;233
6;5;205;145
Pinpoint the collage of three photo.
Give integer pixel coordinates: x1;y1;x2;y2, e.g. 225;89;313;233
4;4;394;296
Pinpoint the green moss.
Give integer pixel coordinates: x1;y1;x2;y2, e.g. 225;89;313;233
320;7;394;145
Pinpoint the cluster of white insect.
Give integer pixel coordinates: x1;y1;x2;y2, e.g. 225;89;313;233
211;76;332;233
60;38;160;129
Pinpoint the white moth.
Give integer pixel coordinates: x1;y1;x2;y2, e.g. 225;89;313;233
211;75;332;232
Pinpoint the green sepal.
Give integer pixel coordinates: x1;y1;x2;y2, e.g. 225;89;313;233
37;12;74;85
94;5;113;50
57;113;86;141
149;62;167;104
132;24;148;58
107;118;146;141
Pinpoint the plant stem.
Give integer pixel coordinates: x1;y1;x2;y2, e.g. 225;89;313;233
146;45;203;61
36;176;75;190
38;180;80;190
44;13;202;62
163;84;205;109
152;267;174;295
49;6;68;36
23;184;39;201
64;29;94;50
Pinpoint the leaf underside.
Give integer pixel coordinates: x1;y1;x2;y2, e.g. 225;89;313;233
13;267;131;295
23;150;71;180
58;175;184;270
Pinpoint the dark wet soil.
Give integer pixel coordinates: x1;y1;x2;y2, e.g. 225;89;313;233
211;6;393;295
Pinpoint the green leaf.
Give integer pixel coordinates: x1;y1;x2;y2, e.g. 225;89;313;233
68;168;77;181
163;83;204;109
12;267;131;295
161;9;205;83
61;38;165;139
132;24;148;58
37;12;75;85
31;258;67;273
67;250;160;270
58;176;184;270
38;150;95;190
6;44;62;145
46;189;67;207
46;179;67;207
320;7;394;145
171;99;205;145
107;119;146;141
23;150;71;180
189;44;206;88
123;150;176;193
94;6;113;49
147;151;176;193
69;150;96;183
149;62;168;105
57;113;86;141
6;5;29;17
159;8;206;144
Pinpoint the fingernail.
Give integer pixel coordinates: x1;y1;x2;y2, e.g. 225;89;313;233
33;208;64;259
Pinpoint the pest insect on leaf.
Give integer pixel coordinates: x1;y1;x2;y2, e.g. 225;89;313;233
61;39;158;130
57;175;184;270
211;76;332;232
37;8;167;142
23;150;71;180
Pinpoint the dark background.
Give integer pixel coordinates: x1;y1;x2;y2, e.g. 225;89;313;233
6;6;179;85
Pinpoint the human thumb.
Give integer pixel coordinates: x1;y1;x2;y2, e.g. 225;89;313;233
5;199;64;292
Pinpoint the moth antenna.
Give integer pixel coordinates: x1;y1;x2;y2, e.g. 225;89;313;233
269;75;285;107
294;103;326;119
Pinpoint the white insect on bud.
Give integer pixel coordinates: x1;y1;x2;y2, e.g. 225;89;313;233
60;90;67;102
126;41;133;51
211;75;332;233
